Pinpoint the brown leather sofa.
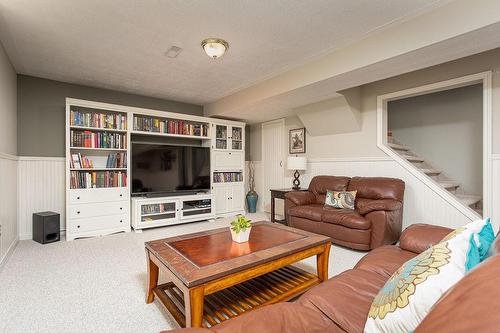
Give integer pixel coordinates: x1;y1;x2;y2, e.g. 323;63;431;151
167;224;500;333
285;176;405;250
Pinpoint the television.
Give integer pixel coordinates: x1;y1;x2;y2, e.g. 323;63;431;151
131;143;210;196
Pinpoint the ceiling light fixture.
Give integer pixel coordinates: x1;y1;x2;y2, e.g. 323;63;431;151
201;38;229;59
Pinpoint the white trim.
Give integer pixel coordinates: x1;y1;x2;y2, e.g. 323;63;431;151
18;156;65;161
0;237;18;271
0;152;18;161
491;154;500;160
377;71;492;221
308;156;392;163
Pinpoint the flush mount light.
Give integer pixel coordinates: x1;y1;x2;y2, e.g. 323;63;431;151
201;38;229;59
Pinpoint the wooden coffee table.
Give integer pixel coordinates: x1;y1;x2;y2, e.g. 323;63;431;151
145;222;331;328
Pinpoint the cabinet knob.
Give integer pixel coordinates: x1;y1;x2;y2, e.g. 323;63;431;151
77;211;80;214
120;207;123;210
120;194;123;197
77;225;80;228
77;196;80;200
229;152;232;155
120;220;123;223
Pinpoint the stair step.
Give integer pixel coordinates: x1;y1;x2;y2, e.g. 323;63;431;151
388;143;410;151
474;208;483;216
438;181;460;190
455;194;482;207
402;155;425;162
420;168;441;176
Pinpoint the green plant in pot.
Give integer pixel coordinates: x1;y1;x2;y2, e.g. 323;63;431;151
230;215;252;243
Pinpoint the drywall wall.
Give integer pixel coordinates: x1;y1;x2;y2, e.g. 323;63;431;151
389;84;483;196
0;42;17;155
0;41;18;267
250;47;500;160
17;75;203;157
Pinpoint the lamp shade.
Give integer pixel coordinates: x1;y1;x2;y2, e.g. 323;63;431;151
287;156;307;171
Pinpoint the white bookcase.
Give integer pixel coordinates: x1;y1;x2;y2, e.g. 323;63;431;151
211;122;246;217
65;99;246;240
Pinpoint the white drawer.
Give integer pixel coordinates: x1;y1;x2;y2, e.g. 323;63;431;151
69;201;129;219
68;214;129;234
69;188;128;204
213;151;244;170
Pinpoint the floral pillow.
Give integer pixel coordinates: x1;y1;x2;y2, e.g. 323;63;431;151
441;218;495;261
325;190;356;210
364;227;480;333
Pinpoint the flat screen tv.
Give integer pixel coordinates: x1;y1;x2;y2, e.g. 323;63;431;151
131;143;210;196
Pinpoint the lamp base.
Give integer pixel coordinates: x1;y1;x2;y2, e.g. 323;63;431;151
292;170;301;190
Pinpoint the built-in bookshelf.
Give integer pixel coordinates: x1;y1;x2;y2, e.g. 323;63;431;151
70;109;127;130
133;114;209;138
213;171;243;183
70;170;127;189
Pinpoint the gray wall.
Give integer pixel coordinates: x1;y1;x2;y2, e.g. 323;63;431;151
388;84;483;196
17;75;203;157
0;42;17;155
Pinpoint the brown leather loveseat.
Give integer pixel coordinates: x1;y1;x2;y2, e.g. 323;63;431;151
167;224;500;333
285;176;405;250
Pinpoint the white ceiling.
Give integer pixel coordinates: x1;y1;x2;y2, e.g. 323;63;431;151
0;0;448;105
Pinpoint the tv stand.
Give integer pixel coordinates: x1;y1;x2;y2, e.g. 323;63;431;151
131;193;215;230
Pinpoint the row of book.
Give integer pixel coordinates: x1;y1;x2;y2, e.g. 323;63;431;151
213;172;243;183
133;117;209;137
70;110;127;130
141;203;173;215
70;130;127;149
70;171;127;189
106;152;127;168
70;153;94;169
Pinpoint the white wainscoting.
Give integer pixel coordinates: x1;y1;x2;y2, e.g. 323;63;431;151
17;157;65;240
491;154;500;231
252;156;484;230
0;153;18;267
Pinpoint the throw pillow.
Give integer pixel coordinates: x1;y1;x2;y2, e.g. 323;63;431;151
440;218;495;261
325;190;356;209
364;228;480;333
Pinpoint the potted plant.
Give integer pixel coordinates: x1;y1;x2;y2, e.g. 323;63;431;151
246;161;258;213
230;215;252;243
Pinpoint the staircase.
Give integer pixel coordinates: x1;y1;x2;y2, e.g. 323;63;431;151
387;138;482;216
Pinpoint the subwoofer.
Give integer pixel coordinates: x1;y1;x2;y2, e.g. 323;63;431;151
33;212;60;244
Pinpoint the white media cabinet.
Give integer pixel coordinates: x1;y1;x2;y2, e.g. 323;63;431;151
65;98;245;240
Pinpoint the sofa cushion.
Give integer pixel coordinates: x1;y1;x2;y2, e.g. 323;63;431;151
348;177;404;201
298;269;387;333
288;204;324;221
322;208;370;230
308;176;350;204
354;245;417;279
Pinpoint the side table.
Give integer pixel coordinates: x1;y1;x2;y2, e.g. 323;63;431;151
270;188;308;225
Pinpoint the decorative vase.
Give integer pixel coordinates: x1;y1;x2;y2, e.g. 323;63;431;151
230;226;252;243
246;190;258;213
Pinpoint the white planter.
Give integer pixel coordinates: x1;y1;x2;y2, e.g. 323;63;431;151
230;226;252;243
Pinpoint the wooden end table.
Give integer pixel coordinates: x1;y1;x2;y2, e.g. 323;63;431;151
270;188;308;225
145;222;331;328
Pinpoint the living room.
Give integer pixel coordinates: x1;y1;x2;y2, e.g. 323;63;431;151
1;1;499;332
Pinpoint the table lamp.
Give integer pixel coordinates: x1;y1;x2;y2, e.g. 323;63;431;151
287;156;307;190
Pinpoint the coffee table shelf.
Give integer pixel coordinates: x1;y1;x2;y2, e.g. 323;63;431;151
153;265;319;328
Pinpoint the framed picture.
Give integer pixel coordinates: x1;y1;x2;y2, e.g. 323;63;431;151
289;128;306;154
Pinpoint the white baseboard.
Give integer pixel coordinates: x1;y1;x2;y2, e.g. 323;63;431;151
0;236;19;271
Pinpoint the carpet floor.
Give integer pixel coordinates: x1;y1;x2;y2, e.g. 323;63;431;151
0;213;366;333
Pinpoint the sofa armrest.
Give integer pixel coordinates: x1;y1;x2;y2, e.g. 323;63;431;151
284;191;316;206
165;329;211;333
356;198;402;215
399;223;453;254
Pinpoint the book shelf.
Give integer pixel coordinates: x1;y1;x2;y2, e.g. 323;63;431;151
66;102;131;241
65;98;246;240
133;114;210;138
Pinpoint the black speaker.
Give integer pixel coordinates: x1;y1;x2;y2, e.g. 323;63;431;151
33;211;60;244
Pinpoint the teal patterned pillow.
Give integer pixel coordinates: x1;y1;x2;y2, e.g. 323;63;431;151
325;190;356;210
